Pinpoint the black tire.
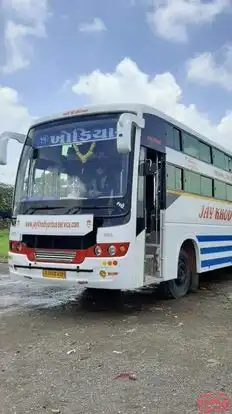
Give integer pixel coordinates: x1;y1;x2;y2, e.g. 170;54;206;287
160;249;191;299
189;270;199;293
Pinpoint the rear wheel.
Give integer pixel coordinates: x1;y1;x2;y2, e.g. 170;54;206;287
161;249;191;299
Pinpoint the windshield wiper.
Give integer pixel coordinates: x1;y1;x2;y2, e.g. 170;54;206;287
24;205;64;214
65;207;81;214
65;205;110;214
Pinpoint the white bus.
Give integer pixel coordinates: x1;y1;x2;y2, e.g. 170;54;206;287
1;103;232;299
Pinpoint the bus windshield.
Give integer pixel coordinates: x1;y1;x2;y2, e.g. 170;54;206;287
13;113;133;216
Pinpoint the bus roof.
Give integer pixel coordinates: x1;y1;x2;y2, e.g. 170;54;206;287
31;103;232;158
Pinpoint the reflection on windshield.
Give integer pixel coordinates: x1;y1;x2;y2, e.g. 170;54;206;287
14;115;131;211
29;141;128;200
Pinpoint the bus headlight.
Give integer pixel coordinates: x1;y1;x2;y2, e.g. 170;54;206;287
108;245;116;256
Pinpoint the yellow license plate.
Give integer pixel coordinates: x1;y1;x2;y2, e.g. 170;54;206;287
42;269;66;279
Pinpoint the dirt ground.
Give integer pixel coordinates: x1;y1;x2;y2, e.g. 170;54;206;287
1;264;232;414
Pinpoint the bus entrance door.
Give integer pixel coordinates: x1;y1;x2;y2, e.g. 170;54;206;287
144;150;162;280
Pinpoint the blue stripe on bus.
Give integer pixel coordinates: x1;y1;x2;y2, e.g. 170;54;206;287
200;245;232;254
197;235;232;242
196;235;232;268
201;256;232;268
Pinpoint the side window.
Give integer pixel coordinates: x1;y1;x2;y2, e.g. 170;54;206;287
228;157;232;172
182;132;199;159
15;144;33;200
224;155;230;172
166;164;175;189
173;128;181;151
165;124;175;148
175;167;182;190
165;125;181;151
226;184;232;201
214;180;226;200
199;142;211;163
22;158;31;197
201;176;213;197
212;148;226;170
137;147;146;217
184;170;200;194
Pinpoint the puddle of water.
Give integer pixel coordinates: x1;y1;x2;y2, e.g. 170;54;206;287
0;275;83;314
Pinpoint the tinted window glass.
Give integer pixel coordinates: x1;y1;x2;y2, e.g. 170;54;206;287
175;167;182;190
226;184;232;201
166;125;181;151
184;170;200;194
212;148;226;170
173;128;181;151
228;157;232;172
214;180;226;200
225;155;230;172
165;124;174;148
166;164;175;189
182;133;199;158
201;176;213;197
199;142;211;163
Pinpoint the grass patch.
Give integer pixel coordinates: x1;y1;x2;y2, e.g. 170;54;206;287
0;230;9;258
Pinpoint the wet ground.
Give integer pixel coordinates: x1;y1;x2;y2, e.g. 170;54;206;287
1;264;232;413
0;264;85;315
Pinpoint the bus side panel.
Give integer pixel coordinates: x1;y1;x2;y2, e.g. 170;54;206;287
162;192;232;281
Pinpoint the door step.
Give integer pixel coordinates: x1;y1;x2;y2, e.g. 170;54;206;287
145;254;154;259
145;244;160;275
146;243;159;256
146;231;160;245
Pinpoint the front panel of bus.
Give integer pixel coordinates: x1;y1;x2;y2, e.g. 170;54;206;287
8;111;144;289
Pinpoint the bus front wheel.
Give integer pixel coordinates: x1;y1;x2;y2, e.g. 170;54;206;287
161;249;191;299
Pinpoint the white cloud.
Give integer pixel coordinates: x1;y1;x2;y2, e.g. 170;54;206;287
2;21;32;73
72;57;232;149
2;0;49;35
1;0;49;73
0;86;32;183
147;0;229;43
79;18;107;33
187;46;232;91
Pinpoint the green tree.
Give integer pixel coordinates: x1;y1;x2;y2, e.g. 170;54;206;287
0;182;13;215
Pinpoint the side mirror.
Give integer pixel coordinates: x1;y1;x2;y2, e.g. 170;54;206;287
117;112;145;154
32;148;38;159
0;131;26;165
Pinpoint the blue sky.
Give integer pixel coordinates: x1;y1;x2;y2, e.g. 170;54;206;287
0;0;232;182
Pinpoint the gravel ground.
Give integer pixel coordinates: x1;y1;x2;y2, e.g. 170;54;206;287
1;264;232;414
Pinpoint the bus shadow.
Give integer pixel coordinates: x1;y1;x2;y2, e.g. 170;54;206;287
200;267;232;286
27;267;232;318
77;268;232;312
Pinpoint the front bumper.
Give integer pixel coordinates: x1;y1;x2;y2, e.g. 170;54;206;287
8;252;128;289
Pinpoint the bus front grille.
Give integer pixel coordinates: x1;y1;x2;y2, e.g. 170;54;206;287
35;249;76;263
